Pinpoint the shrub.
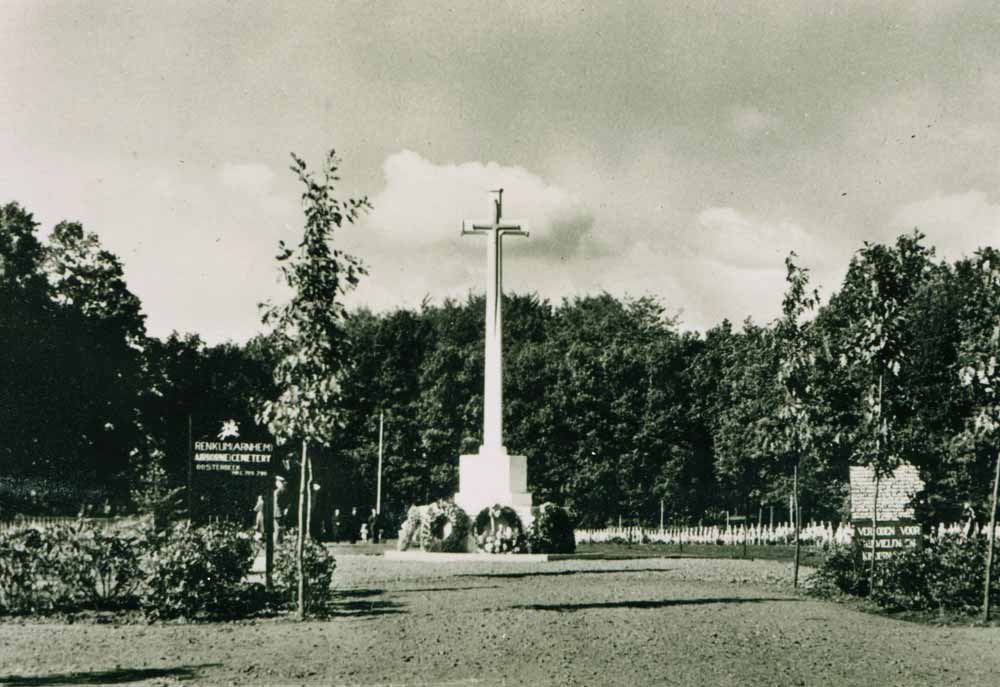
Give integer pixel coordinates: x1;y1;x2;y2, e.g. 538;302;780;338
868;546;937;611
139;521;255;620
809;534;1000;616
806;541;868;598
273;530;336;612
0;528;59;614
50;522;143;609
526;503;575;554
474;505;526;554
871;535;998;614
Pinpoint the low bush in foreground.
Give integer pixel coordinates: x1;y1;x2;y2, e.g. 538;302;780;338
0;523;146;614
805;540;869;598
0;521;279;620
51;523;144;609
807;535;1000;616
140;521;255;620
0;528;57;613
274;529;336;612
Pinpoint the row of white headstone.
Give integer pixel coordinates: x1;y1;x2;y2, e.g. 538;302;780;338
574;521;1000;547
574;522;849;547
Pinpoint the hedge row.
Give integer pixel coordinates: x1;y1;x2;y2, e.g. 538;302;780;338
0;521;335;619
807;535;999;615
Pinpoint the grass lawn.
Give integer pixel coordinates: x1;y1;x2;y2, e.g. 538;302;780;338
575;541;828;567
325;538;828;568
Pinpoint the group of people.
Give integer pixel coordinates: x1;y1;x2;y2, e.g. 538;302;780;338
253;475;385;545
330;507;385;544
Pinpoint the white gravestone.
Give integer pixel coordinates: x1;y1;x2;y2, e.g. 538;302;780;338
453;191;534;525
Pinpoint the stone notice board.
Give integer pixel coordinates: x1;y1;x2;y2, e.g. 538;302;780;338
849;464;925;560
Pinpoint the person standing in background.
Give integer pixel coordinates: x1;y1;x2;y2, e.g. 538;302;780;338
253;494;265;539
367;508;380;544
273;476;289;544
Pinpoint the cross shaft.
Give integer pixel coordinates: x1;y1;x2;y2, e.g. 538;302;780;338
461;194;528;452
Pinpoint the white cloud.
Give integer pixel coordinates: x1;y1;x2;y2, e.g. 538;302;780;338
890;190;1000;260
220;162;275;195
361;150;597;257
339;151;601;313
731;106;779;138
347;170;853;334
692;206;818;271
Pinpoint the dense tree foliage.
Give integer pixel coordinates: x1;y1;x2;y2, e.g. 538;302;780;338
2;196;998;534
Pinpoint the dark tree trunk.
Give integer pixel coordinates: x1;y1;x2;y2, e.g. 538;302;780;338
793;462;801;589
984;450;1000;623
297;440;307;620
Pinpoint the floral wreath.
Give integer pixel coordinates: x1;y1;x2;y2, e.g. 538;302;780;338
417;500;470;553
474;504;526;554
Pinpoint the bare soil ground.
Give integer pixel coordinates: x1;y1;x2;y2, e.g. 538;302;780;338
2;555;999;686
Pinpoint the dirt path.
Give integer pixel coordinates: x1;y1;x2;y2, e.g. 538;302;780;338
2;556;998;686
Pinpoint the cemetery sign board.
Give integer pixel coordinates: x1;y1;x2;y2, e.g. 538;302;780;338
189;415;276;526
849;464;924;560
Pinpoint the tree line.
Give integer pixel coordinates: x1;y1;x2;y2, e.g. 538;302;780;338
2;199;998;531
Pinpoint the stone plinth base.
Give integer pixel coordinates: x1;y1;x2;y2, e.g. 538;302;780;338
454;447;533;526
384;550;552;562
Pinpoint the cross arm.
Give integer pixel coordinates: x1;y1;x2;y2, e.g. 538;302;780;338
461;221;530;238
498;228;529;238
461;221;492;236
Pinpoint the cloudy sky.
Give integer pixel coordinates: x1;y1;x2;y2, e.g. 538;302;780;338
2;1;998;343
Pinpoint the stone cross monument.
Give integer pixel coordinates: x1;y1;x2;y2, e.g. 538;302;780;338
454;190;534;523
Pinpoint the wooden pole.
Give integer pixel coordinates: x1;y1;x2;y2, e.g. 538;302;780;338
377;412;384;514
793;463;801;589
870;473;880;584
264;479;274;592
297;440;307;620
984;450;1000;623
304;450;313;541
659;498;664;531
870;372;885;585
187;415;194;523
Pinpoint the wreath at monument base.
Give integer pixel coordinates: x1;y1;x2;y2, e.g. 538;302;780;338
474;504;527;554
397;506;422;551
526;502;576;554
398;500;470;552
